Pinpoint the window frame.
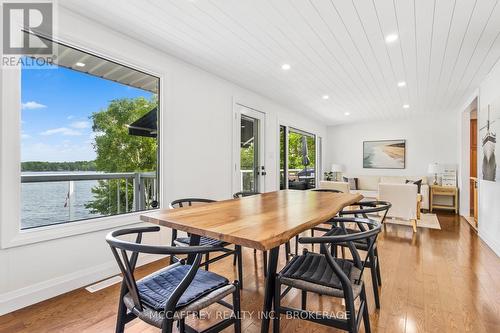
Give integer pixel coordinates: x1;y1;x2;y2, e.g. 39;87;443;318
0;35;164;249
278;124;321;190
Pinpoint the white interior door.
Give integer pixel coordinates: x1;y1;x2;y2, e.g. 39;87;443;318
233;104;266;194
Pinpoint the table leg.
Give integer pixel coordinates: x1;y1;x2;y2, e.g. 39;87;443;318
187;234;201;265
261;246;280;333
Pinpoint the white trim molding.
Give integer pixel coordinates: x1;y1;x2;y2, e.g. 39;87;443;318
0;253;163;315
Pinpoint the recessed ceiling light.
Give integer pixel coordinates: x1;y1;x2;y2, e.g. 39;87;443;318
344;112;350;116
281;63;291;71
397;81;406;87
75;62;86;67
322;95;329;100
385;34;398;43
403;104;410;109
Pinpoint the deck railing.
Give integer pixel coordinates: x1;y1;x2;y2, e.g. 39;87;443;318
21;172;157;221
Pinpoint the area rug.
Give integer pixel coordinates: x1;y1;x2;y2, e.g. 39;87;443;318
384;213;441;230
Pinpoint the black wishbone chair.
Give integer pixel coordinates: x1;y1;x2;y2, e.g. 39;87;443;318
169;198;244;288
274;217;382;333
294;188;344;255
106;226;241;333
335;201;391;309
232;191;261;199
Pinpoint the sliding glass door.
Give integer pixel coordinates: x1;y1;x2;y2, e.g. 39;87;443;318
280;126;318;190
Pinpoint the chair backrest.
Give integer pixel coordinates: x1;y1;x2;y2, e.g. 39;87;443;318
233;191;260;199
170;198;216;209
312;188;343;193
340;200;392;224
378;183;417;220
106;226;225;314
318;181;350;193
298;217;381;313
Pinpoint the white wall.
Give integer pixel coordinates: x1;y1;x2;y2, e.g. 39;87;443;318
325;114;458;179
0;7;327;314
477;59;500;257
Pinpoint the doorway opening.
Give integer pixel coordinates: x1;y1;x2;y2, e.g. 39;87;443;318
466;98;479;230
279;126;318;190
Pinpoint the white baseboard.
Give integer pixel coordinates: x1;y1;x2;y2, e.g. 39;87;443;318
0;253;163;316
478;230;500;257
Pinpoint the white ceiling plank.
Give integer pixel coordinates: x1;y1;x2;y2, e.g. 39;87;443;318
58;0;500;124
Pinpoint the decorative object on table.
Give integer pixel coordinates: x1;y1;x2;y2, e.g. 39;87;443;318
479;104;498;182
342;176;358;190
428;163;442;185
323;171;334;181
330;163;344;181
441;166;457;187
363;139;406;169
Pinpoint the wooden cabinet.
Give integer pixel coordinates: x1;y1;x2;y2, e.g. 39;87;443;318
430;185;458;214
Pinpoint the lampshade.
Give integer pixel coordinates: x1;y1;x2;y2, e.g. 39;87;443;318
331;164;344;172
428;163;441;174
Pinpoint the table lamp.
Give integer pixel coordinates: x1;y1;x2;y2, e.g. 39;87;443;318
428;163;441;185
331;164;344;181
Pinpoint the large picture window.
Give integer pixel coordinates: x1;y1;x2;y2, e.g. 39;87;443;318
279;126;318;190
20;38;160;230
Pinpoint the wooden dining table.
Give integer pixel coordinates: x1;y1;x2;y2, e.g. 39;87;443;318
140;189;362;333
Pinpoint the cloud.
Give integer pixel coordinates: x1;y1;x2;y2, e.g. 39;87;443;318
21;142;96;162
22;101;47;110
40;127;82;136
21;133;31;139
70;121;90;129
67;115;75;120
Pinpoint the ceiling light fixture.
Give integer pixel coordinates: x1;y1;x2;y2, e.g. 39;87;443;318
397;81;406;87
385;34;398;43
403;104;410;109
322;95;329;100
344;112;350;116
75;62;86;67
281;63;291;70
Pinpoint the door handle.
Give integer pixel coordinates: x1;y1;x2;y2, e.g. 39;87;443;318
261;166;266;176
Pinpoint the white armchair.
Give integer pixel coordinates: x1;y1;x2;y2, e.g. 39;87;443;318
378;183;418;232
318;181;350;193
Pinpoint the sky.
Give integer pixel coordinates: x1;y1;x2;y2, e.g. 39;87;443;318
21;64;154;162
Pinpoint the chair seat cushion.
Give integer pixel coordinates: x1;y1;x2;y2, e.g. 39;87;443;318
279;253;362;299
136;264;229;311
124;284;236;326
175;236;226;247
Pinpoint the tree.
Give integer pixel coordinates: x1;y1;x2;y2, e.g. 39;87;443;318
85;97;157;215
286;132;316;170
240;143;255;190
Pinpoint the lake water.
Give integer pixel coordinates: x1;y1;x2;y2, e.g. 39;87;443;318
21;172;101;229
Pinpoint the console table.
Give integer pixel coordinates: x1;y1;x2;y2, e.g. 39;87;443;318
430;185;458;214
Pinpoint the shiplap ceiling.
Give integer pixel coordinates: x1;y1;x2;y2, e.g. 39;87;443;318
61;0;500;125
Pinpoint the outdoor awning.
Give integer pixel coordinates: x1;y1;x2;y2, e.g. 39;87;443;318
127;107;157;138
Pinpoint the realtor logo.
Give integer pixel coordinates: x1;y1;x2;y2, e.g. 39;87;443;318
2;2;53;54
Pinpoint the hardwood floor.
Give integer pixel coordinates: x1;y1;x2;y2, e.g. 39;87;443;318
1;213;499;333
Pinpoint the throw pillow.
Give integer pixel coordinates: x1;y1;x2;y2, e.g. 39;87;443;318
406;179;422;193
343;176;358;190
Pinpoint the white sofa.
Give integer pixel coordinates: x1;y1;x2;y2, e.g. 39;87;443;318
319;175;430;210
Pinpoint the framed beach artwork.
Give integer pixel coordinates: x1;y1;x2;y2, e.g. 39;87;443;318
479;103;498;182
363;140;406;169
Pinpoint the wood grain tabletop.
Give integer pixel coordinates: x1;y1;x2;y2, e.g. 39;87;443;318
140;190;362;251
